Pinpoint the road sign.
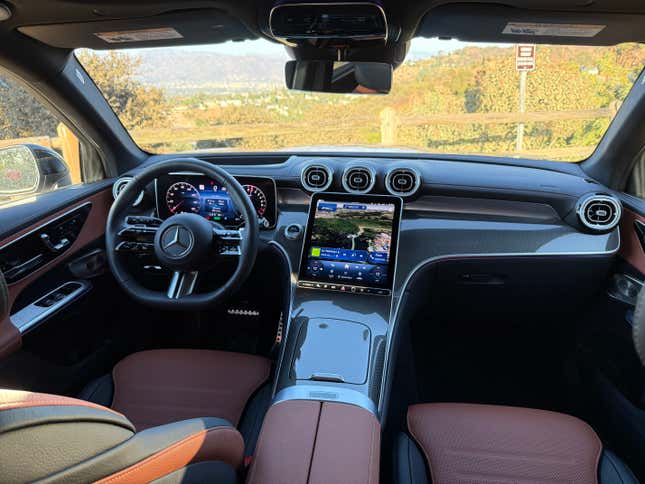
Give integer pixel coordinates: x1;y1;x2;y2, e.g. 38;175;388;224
516;44;536;71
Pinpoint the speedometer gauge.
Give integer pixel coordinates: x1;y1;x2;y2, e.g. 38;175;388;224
166;182;201;215
243;184;268;217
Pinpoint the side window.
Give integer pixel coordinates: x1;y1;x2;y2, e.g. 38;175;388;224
626;151;645;199
0;71;95;205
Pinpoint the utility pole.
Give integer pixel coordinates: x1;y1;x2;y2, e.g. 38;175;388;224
516;69;527;152
515;45;535;154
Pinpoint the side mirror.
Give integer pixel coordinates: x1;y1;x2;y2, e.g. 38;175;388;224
0;144;71;200
285;61;392;94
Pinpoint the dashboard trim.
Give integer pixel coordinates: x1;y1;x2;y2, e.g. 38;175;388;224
268;240;296;400
272;384;378;416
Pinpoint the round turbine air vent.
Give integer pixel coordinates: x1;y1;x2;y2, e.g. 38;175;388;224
577;194;621;232
112;177;144;207
301;163;333;192
386;168;421;197
342;165;375;194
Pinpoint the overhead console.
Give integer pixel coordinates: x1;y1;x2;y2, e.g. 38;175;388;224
297;193;401;296
269;2;387;41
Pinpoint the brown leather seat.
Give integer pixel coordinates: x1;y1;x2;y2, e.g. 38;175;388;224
108;349;271;430
80;348;273;457
396;403;638;484
0;389;244;483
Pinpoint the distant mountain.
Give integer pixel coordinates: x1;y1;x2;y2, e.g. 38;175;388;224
134;50;285;95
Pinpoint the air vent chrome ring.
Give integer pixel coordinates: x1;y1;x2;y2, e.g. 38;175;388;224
301;163;333;192
385;167;421;197
576;194;621;232
113;177;144;207
342;165;376;194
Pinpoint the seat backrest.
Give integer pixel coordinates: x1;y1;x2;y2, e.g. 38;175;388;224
0;389;244;483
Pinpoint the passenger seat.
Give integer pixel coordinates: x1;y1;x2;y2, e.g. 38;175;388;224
395;403;638;484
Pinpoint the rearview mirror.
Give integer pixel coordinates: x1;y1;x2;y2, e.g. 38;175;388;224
0;144;71;199
285;61;392;94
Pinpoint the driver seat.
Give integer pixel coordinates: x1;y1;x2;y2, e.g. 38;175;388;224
79;349;272;433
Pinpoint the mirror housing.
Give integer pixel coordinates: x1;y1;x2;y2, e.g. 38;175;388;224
0;144;71;199
285;61;392;94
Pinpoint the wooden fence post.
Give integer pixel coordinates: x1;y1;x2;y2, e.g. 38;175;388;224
380;107;398;146
57;123;81;184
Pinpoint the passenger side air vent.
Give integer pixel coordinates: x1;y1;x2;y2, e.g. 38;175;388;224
386;168;421;197
577;194;621;232
112;177;144;207
301;164;333;192
342;166;375;194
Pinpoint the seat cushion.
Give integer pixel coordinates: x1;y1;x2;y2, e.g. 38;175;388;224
400;403;637;484
110;349;271;431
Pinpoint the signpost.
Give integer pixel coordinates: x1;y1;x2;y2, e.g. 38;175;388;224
515;45;535;153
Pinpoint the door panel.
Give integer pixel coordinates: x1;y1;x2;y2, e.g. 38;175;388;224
0;187;112;358
619;207;645;274
577;200;645;480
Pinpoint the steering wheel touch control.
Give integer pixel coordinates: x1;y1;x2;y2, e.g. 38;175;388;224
106;158;259;310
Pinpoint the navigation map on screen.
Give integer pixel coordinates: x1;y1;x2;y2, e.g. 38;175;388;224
301;199;397;289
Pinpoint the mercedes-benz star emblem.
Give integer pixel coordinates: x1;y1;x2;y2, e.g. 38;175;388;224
161;225;194;258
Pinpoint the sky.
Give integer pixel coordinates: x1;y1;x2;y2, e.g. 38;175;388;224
126;37;504;60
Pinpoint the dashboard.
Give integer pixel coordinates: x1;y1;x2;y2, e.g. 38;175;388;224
107;154;622;304
155;173;277;228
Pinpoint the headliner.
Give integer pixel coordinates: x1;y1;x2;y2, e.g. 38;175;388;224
1;0;644;51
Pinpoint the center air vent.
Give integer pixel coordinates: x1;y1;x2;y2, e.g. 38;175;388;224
342;166;375;194
577;194;621;232
301;163;333;192
386;168;421;196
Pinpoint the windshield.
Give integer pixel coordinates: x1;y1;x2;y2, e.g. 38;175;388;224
76;39;645;162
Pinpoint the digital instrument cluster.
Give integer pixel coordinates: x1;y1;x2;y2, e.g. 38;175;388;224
156;174;276;228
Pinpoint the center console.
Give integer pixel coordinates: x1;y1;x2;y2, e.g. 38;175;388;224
249;193;400;483
274;193;401;414
247;400;380;484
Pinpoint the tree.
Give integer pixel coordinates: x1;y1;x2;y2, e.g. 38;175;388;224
76;50;169;130
0;75;59;140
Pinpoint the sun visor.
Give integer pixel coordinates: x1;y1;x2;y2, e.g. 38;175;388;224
18;9;257;49
417;4;645;45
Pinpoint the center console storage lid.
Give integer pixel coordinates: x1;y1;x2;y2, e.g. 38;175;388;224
292;319;371;384
247;400;380;484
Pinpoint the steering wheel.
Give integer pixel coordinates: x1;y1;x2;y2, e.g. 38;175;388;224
105;158;259;310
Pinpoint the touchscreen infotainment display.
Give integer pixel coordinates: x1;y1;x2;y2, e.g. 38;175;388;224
298;194;401;294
